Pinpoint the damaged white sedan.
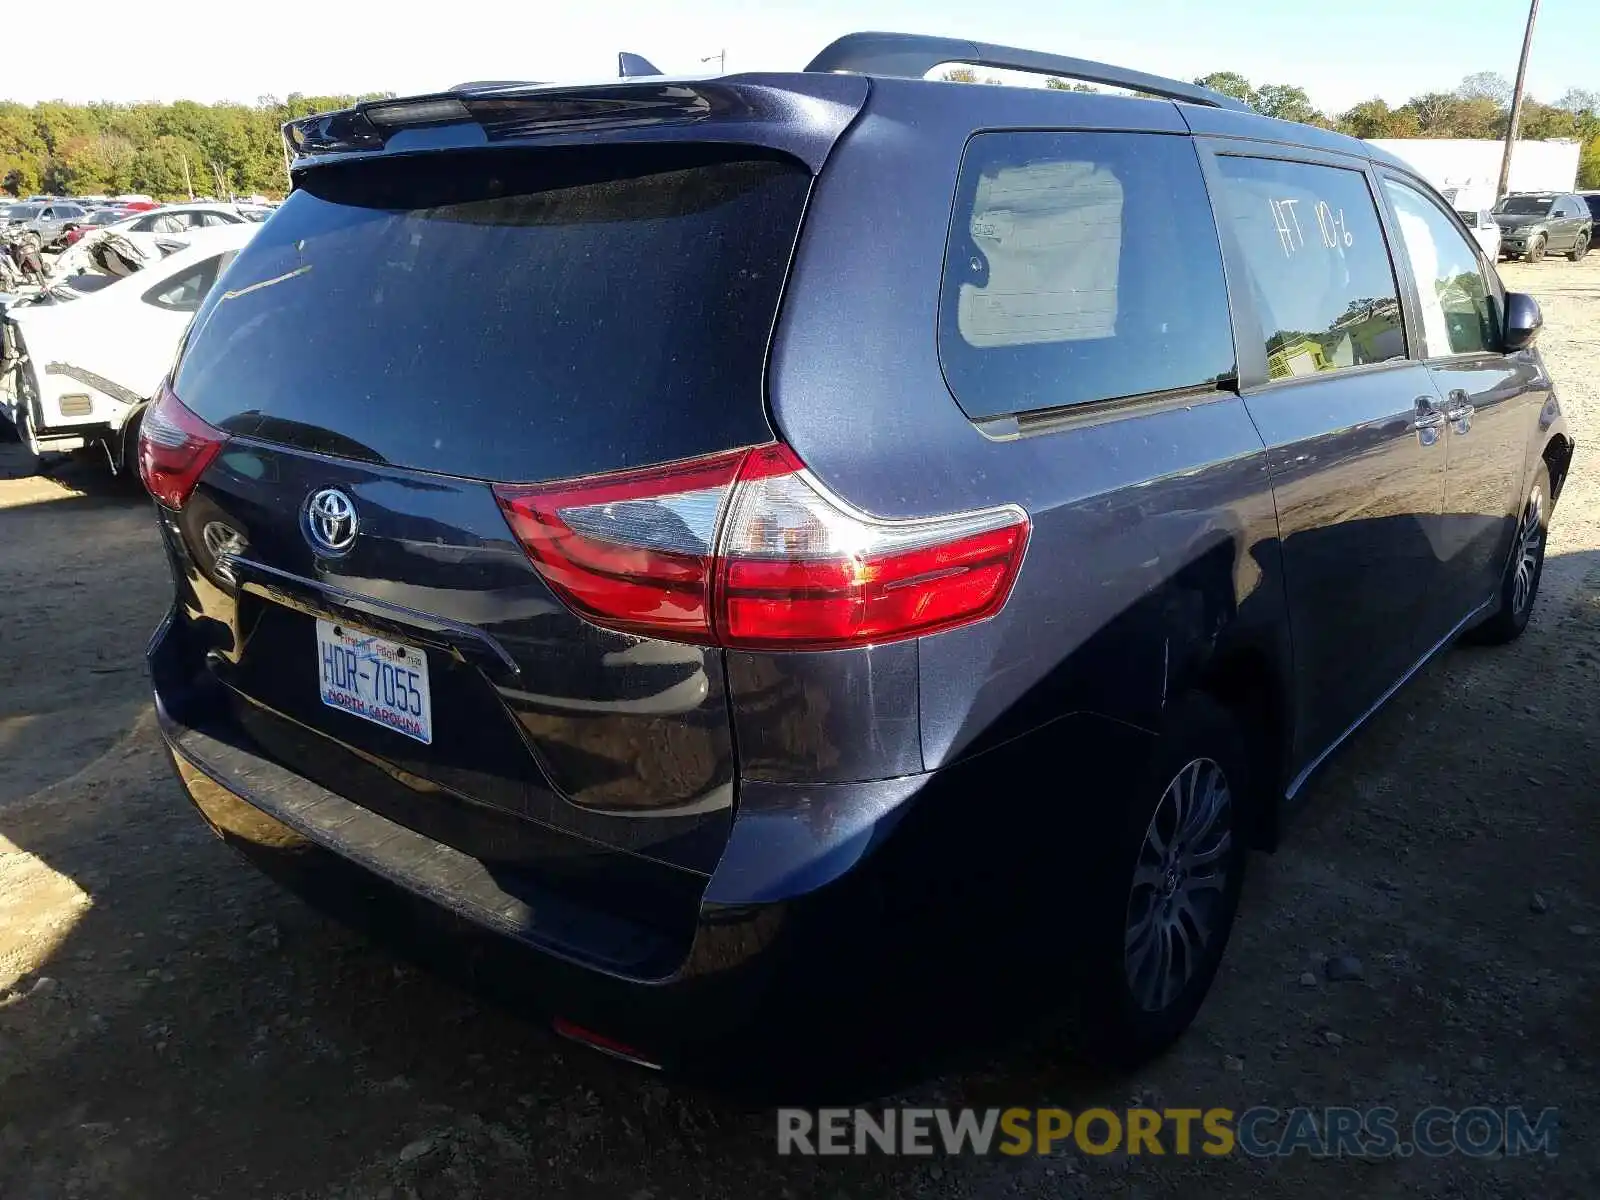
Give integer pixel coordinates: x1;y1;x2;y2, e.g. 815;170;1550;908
1;222;258;474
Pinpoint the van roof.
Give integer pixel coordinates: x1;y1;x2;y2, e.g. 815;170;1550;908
282;30;1417;182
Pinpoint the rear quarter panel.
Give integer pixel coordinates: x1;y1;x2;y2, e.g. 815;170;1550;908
764;81;1290;778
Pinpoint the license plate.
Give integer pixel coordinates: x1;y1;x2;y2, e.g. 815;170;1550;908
315;619;433;744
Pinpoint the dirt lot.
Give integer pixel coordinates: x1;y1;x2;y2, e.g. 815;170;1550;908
2;257;1599;1199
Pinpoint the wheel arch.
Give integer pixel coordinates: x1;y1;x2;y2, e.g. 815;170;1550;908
112;398;150;477
1157;538;1293;854
1542;432;1574;505
1190;646;1289;852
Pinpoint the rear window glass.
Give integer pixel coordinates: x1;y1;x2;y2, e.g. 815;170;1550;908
938;131;1236;419
1495;196;1552;215
174;147;811;481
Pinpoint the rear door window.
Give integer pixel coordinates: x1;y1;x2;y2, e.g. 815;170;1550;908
1211;155;1405;380
144;253;229;313
174;146;812;482
938;131;1236;419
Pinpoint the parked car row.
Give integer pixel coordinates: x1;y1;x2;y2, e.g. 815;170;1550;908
1;195;272;254
1;196;267;474
121;32;1573;1077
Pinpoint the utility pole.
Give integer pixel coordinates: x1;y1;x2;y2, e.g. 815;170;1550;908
179;152;194;201
1498;0;1542;200
700;49;726;74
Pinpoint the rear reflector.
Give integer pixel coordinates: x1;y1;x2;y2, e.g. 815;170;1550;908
138;382;228;509
551;1017;662;1069
494;444;1029;650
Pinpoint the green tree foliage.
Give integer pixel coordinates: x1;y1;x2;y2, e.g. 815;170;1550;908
0;94;389;199
2;73;1595;198
1193;71;1258;108
1580;140;1600;189
1458;71;1512;107
1255;83;1320;125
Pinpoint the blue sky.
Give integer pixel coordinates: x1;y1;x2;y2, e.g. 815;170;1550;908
4;0;1590;113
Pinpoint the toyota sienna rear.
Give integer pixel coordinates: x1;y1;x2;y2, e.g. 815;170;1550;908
146;33;1572;1071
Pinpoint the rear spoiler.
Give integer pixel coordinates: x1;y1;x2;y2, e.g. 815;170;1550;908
281;74;870;177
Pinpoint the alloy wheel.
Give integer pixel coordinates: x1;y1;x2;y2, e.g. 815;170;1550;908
1512;485;1545;618
1124;757;1234;1013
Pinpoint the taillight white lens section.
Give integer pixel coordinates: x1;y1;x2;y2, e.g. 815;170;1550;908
715;445;1030;649
493;444;1030;650
138;383;228;509
493;450;745;642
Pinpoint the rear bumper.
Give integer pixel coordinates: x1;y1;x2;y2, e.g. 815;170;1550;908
150;599;1161;1064
157;714;781;1061
148;609;947;1061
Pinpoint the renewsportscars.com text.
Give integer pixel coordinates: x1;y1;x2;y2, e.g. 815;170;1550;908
776;1105;1559;1159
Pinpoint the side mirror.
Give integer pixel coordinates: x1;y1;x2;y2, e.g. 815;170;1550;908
1504;291;1542;352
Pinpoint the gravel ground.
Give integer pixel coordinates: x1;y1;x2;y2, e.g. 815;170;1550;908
1;257;1597;1199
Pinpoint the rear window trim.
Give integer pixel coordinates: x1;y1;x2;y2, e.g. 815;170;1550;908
973;377;1239;441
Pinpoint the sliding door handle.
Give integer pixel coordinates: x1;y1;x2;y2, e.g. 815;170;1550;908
1444;388;1475;433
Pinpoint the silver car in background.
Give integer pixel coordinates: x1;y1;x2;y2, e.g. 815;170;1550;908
1;201;90;244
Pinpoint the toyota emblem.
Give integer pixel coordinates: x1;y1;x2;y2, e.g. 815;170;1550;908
304;487;359;555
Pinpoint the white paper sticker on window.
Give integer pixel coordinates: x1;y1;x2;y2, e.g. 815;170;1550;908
957;160;1122;348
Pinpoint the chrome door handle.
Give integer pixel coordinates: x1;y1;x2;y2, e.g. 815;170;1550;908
1444;389;1475;433
1412;396;1445;446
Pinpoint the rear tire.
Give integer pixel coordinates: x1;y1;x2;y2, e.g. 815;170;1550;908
1568;234;1589;262
1525;236;1546;264
1074;693;1250;1070
119;407;146;489
1469;463;1550;645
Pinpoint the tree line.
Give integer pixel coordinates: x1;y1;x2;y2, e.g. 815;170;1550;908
4;68;1599;200
0;94;389;200
946;67;1600;188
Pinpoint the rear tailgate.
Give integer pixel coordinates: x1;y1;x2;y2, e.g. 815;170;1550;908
164;91;858;903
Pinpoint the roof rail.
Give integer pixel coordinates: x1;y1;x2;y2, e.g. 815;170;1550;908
804;31;1251;111
450;80;546;92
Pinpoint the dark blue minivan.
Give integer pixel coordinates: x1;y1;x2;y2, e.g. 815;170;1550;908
142;33;1573;1070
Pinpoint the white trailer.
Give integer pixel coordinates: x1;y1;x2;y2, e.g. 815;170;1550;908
1369;138;1581;212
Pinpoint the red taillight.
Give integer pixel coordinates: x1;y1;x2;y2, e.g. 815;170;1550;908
494;444;1029;650
138;383;228;509
493;449;746;642
551;1018;662;1069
